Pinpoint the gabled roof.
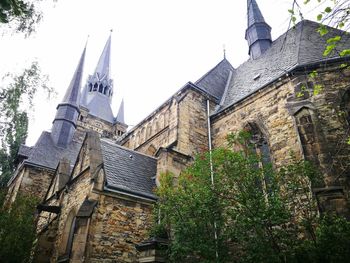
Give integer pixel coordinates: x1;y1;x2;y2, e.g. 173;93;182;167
25;131;82;171
217;20;350;111
101;139;157;200
195;58;234;101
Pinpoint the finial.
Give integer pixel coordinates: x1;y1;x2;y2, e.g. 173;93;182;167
223;44;226;59
84;34;89;49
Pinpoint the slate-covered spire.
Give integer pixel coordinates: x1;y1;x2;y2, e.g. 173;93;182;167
245;0;272;59
115;99;125;124
51;45;86;147
82;34;114;123
95;34;111;80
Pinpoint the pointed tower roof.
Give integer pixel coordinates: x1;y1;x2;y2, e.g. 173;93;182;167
245;0;272;59
94;34;111;80
82;34;115;123
62;45;86;105
247;0;266;27
51;45;86;147
116;99;125;124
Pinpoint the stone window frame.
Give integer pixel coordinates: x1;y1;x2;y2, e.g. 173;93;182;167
58;208;78;262
243;121;273;195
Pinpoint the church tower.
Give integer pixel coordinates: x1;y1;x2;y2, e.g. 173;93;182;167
78;34;127;139
51;45;86;147
245;0;272;59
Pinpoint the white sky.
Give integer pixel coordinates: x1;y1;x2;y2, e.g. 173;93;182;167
0;0;325;146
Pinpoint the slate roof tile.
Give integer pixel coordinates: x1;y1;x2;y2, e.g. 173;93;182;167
100;139;157;200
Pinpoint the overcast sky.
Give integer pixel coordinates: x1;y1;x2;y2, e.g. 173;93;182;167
0;0;326;146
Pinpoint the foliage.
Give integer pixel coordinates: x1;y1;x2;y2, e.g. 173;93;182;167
154;131;350;262
0;61;53;186
0;0;45;35
290;0;350;59
0;190;38;263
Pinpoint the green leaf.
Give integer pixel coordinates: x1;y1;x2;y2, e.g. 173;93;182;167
340;49;350;57
317;14;323;21
313;84;323;95
324;7;332;13
288;9;295;15
309;70;318;79
318;25;329;36
323;44;336;56
326;35;341;44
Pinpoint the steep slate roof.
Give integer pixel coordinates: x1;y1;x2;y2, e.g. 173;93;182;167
213;20;350;111
100;139;157;200
17;145;33;158
195;58;234;101
25;131;82;171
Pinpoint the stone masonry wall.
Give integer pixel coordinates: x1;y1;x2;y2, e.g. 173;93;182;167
212;76;303;168
6;166;54;206
87;194;154;263
50;169;93;262
122;99;178;155
175;89;211;156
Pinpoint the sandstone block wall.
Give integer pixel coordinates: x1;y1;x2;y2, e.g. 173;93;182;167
87;194;154;263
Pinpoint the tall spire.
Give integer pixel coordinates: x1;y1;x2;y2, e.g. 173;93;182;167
81;33;115;123
245;0;272;59
115;99;125;124
94;34;111;80
51;45;86;147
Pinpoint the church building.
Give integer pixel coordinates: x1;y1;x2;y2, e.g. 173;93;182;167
5;0;350;262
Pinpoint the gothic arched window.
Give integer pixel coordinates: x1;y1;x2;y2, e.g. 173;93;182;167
340;89;350;125
89;83;93;92
93;83;98;91
244;122;272;192
98;83;103;93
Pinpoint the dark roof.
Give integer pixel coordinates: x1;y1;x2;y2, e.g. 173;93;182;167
25;131;82;171
17;145;33;158
247;0;267;27
195;58;234;101
100;139;157;200
217;20;350;110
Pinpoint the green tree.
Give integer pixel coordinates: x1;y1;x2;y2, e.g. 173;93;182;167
0;190;39;263
155;132;350;262
0;61;53;186
0;0;56;36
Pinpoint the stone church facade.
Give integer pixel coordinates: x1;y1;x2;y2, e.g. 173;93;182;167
5;0;350;262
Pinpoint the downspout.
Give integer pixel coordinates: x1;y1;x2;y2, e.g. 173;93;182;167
207;99;218;260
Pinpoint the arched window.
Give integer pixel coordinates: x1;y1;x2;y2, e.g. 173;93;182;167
58;209;77;261
244;122;272;192
340;89;350;125
88;83;93;92
98;83;103;93
93;83;98;91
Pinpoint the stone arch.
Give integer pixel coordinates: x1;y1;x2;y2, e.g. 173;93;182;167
243;121;271;167
58;208;77;258
339;88;350;125
243;121;272;193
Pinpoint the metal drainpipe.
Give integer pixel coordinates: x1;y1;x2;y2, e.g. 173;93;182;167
207;99;219;260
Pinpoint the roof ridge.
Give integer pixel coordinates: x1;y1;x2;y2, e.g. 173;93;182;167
101;138;158;160
296;19;306;66
195;58;234;85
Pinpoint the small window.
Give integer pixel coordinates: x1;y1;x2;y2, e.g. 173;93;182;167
98;84;103;93
89;83;93;92
93;83;98;91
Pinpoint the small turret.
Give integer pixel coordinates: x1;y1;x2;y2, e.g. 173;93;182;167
245;0;272;59
51;45;86;147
